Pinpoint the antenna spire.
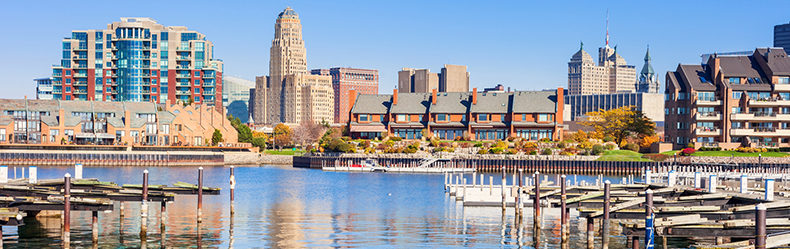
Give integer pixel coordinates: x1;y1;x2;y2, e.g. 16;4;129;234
605;9;610;47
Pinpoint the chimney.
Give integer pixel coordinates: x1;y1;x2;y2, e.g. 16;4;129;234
431;89;437;105
392;88;398;105
472;88;478;105
556;87;564;125
349;89;357;120
711;54;721;83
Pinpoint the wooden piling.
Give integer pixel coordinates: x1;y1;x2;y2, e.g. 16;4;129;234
756;203;766;249
602;180;611;249
587;217;594;249
517;169;523;218
141;169;149;239
197;167;203;223
560;174;568;249
645;189;654;249
501;167;506;211
534;171;541;230
63;173;71;248
632;236;639;249
92;211;99;243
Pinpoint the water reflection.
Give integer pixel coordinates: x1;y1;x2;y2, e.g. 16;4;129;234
0;166;630;248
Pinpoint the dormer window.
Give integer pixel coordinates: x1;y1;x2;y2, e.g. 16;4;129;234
478;114;488;121
396;114;407;122
437;114;447;122
359;114;369;122
728;77;740;84
778;77;790;84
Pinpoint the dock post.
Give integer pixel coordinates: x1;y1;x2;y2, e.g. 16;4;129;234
444;172;448;191
480;174;484;188
92;211;99;243
765;178;774;201
586;217;594;249
560;174;568;249
602;180;611;249
472;172;476;186
645;189;654;249
63;173;71;248
740;174;748;194
462;178;467;201
632;237;639;249
501;167;506;211
489;176;493;195
694;172;701;188
517;169;523;218
534;171;541;230
645;169;651;185
230;166;236;215
198;167;203;223
667;170;676;187
141;169;149;239
756;203;766;249
74;163;83;179
160;200;167;233
708;175;717;193
29;166;37;184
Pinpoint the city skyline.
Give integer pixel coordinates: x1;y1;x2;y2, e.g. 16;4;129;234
1;1;789;99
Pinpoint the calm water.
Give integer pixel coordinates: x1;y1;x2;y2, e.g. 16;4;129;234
1;165;660;248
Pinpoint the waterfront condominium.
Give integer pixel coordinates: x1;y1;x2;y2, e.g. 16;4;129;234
398;65;470;93
664;48;790;150
0;99;237;145
35;78;54;100
50;17;223;109
256;7;332;125
348;88;565;141
311;68;379;124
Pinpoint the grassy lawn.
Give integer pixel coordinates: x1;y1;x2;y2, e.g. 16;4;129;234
660;150;788;157
263;149;306;156
596;150;652;162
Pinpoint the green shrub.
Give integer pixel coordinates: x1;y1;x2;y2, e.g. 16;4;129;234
541;148;553;155
604;143;616;151
622;143;640;152
490;147;505;154
390;136;402;142
477;148;489;154
591;144;604;155
539;138;551;143
603;135;614;142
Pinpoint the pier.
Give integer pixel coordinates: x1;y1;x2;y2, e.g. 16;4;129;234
443;167;790;248
0;165;222;248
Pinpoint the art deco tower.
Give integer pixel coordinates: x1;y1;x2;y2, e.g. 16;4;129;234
267;7;307;123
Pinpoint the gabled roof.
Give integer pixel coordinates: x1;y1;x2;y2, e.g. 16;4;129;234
390;93;430;114
470;92;510;113
512;91;557;113
756;48;790;75
350;94;391;114
678;65;717;91
429;92;470;114
718;56;764;78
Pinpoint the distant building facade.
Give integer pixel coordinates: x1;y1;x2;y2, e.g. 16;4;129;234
222;76;254;123
565;92;664;123
0;99;237;145
775;22;790;52
282;74;334;124
398;64;469;93
35;78;54;100
637;47;660;93
311;68;378;124
483;84;506;93
568;42;637;95
348;88;565;141
665;48;790;150
49;18;223;108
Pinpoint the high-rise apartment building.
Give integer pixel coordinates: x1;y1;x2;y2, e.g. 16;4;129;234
568;42;636;95
637;47;660;93
665;48;790;150
35;78;54;100
398;64;469;93
774;22;790;52
222;76;255;123
311;68;379;124
49;18;223;109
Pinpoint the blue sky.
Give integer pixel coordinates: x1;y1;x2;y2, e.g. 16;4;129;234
0;0;788;98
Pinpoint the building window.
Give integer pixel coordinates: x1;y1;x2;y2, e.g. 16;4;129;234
478;114;488;121
728;78;740;84
732;92;743;99
476;129;509;140
521;113;526;121
394;129;422;139
194;88;200;94
359;114;369;122
437;114;447;122
538;114;550;122
697;92;715;101
779;77;790;84
396;114;407;122
500;114;505;121
0;128;5;142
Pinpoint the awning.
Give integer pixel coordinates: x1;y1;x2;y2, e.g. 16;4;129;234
350;125;387;133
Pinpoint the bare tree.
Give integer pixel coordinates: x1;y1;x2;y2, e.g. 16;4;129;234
292;121;326;148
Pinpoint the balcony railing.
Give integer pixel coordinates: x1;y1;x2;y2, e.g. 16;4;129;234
176;74;191;78
753;112;777;117
754;127;776;132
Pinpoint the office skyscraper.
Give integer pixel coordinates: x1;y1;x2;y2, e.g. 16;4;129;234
774;22;790;52
266;7;309;124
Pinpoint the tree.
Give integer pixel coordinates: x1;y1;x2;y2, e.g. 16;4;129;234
211;129;223;145
273;123;292;149
228;115;252;143
292;121;327;148
251;137;266;151
580;106;656;145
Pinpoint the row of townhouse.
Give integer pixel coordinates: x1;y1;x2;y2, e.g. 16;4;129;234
665;48;790;150
0;99;238;146
348;88;565;141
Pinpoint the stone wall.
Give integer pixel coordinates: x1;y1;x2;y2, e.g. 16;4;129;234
223;152;292;165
